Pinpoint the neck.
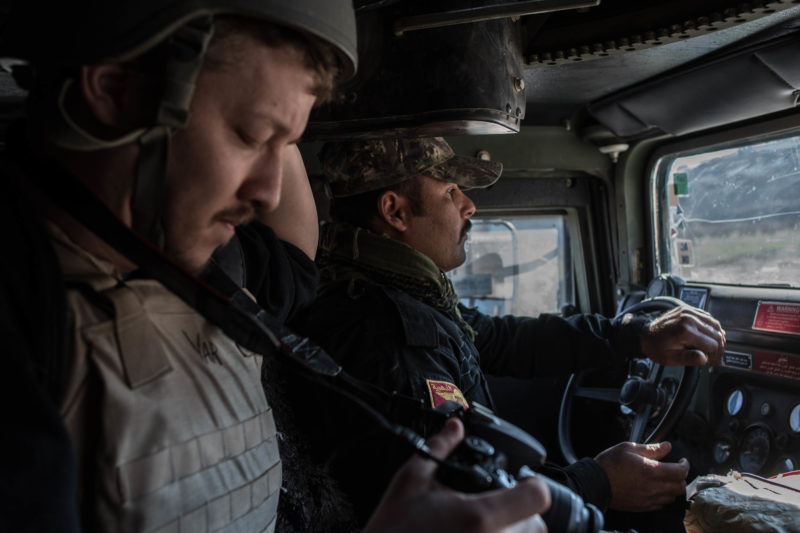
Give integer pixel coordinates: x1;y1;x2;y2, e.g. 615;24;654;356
46;205;138;273
48;144;139;272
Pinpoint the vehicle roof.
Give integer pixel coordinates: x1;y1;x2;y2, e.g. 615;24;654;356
3;1;800;141
521;1;800;125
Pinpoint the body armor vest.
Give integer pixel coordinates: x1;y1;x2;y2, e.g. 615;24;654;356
51;227;281;533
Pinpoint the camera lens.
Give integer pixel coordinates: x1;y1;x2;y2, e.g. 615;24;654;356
541;477;603;533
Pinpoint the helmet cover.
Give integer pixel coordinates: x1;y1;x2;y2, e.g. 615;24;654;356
0;0;357;79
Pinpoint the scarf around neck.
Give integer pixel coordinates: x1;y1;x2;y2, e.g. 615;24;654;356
317;221;475;339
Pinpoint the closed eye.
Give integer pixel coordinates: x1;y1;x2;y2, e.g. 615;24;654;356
236;128;263;149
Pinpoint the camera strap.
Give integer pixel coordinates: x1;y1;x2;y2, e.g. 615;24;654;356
29;157;437;458
29;157;555;496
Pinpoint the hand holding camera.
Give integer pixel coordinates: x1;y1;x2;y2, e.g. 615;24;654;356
434;402;604;533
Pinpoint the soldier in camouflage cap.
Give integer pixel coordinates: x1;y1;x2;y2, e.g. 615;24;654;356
320;137;502;197
299;133;724;532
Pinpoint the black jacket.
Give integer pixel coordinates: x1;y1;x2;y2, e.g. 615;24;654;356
214;228;359;533
292;276;650;522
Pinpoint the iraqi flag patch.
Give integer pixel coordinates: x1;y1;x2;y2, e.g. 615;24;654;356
426;379;469;409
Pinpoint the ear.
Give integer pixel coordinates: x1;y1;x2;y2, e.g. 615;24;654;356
77;64;149;130
376;190;411;233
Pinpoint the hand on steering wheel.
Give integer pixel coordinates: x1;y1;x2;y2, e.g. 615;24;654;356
558;297;703;464
640;303;725;367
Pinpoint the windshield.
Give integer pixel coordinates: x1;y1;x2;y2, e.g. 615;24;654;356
654;131;800;288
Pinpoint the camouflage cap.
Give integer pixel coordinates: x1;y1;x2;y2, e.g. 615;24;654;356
319;137;502;197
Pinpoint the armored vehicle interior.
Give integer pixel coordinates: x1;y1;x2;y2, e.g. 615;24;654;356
2;0;799;528
298;0;800;491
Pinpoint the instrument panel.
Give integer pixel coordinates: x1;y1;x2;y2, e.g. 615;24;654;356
648;276;800;477
708;366;800;476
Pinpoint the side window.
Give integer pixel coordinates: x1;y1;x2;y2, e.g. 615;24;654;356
653;132;800;288
448;216;573;317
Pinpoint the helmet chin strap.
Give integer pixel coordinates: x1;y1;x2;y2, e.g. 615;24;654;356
133;126;172;248
131;16;214;249
43;16;215;249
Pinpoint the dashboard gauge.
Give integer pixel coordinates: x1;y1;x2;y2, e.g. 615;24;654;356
790;404;800;433
776;457;796;473
739;427;771;474
713;441;732;464
727;389;745;416
646;277;667;299
678;287;708;309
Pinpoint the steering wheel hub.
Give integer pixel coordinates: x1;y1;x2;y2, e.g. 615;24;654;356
619;376;666;412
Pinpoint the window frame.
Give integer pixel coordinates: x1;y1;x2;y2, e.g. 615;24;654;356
451;212;575;316
462;174;616;315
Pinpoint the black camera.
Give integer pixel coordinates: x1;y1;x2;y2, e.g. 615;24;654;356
434;402;603;533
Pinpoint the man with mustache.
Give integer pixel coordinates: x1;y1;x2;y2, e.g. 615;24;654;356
292;136;727;529
0;3;551;532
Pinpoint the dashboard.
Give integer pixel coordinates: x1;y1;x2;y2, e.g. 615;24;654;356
661;280;800;477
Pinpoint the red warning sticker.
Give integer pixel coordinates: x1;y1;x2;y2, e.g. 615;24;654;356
753;350;800;381
752;301;800;335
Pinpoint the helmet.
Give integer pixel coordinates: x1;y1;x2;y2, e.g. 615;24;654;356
0;0;357;247
1;0;357;79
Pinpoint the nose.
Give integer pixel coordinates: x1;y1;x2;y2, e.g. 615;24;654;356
238;147;283;212
460;189;476;218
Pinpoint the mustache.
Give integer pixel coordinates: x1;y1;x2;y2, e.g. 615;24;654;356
215;205;256;227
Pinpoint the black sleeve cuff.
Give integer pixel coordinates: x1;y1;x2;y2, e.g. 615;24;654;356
536;457;611;512
613;312;651;358
562;457;612;512
539;458;611;513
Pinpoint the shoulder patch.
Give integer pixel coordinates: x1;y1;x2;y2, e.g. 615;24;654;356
425;379;468;409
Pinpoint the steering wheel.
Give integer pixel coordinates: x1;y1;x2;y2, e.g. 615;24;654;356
558;296;700;464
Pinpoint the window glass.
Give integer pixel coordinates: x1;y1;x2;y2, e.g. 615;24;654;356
655;132;800;288
448;216;572;317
